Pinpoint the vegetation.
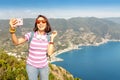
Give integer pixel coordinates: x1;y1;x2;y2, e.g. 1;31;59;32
0;48;81;80
0;48;28;80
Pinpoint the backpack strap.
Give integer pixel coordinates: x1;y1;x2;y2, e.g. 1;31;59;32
46;33;51;60
46;33;50;42
29;32;50;44
28;31;34;44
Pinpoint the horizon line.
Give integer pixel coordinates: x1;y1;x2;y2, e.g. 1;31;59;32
0;16;120;20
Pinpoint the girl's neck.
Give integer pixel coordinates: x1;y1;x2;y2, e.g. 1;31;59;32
37;31;45;35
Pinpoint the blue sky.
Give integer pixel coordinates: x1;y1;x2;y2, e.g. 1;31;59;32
0;0;120;19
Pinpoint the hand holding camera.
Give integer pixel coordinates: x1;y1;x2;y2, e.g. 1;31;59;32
9;18;23;28
9;18;23;34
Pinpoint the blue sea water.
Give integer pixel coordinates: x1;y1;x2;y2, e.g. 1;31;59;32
52;41;120;80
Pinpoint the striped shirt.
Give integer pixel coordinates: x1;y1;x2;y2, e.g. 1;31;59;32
25;31;49;68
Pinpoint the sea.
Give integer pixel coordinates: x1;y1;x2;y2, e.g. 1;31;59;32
52;41;120;80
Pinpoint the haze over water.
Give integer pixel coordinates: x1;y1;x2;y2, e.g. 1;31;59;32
53;41;120;80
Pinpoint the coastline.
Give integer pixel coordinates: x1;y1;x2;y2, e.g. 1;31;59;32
5;39;120;63
50;39;120;63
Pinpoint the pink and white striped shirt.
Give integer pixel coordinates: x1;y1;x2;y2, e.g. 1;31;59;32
25;31;49;68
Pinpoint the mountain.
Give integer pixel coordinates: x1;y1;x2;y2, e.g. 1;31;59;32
104;17;120;24
1;17;120;53
49;17;120;51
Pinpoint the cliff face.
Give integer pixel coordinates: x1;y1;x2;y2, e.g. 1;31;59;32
49;63;75;80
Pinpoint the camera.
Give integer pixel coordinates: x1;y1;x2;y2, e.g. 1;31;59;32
16;18;23;26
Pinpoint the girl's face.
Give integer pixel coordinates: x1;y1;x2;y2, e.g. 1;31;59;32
36;17;47;32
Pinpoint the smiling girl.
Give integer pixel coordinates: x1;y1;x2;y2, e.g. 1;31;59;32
9;15;57;80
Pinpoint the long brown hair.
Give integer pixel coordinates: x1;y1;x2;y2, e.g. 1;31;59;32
33;15;52;33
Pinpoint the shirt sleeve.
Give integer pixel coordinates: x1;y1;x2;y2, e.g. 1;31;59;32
24;32;31;41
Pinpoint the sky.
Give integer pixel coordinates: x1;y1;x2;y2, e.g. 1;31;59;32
0;0;120;19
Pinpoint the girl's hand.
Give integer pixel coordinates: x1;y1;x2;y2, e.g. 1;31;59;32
9;18;18;29
50;30;57;40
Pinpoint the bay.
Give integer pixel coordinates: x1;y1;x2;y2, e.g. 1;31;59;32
52;41;120;80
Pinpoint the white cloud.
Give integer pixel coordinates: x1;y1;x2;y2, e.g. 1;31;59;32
0;8;120;19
